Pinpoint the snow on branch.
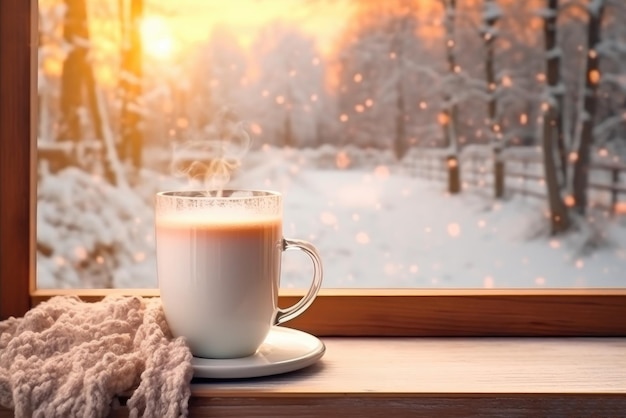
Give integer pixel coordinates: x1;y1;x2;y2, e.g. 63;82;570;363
588;0;606;17
545;47;563;60
483;2;503;21
535;7;557;19
602;74;626;92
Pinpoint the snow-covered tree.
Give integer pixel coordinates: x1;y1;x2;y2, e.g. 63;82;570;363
247;23;327;148
572;0;606;213
541;0;571;234
481;0;502;150
118;0;144;170
593;0;626;154
334;1;443;155
185;27;249;136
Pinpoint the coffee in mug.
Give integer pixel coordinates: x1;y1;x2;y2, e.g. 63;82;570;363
155;190;323;358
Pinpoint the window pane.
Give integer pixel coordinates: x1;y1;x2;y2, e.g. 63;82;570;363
37;0;626;289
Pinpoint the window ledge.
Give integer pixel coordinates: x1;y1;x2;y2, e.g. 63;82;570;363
186;337;626;417
2;337;625;417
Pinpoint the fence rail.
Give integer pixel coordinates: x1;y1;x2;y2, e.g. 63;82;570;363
414;147;626;215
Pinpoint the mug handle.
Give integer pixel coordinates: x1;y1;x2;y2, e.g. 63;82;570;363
275;238;323;325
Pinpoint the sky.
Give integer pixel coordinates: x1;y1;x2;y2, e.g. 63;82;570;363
145;0;352;56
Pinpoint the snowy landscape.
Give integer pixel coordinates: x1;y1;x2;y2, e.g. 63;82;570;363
37;144;626;289
36;0;626;289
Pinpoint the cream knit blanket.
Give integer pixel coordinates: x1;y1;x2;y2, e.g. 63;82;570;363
0;295;193;418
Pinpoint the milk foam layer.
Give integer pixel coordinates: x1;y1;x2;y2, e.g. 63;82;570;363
156;211;281;229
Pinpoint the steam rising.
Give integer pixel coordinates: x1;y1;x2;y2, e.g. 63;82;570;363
171;109;251;195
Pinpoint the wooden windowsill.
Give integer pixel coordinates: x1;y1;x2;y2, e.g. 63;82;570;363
3;337;625;417
184;337;626;417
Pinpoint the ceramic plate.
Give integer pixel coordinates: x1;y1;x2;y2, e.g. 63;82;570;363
191;326;325;379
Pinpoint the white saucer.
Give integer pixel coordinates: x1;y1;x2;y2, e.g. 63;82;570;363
191;327;325;379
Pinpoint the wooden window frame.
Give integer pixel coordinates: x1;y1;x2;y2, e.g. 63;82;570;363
2;0;626;337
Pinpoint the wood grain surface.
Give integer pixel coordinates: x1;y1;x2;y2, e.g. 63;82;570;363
2;337;625;417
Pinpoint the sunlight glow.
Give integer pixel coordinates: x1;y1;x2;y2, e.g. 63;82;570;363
140;15;175;59
336;151;351;169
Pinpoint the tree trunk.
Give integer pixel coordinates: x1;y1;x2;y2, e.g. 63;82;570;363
58;0;89;142
57;0;109;180
542;0;570;234
119;0;144;169
573;0;606;214
284;112;294;148
482;0;500;148
482;0;504;199
442;0;459;154
393;14;409;161
394;83;407;160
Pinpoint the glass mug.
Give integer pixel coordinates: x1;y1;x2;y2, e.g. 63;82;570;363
155;190;323;358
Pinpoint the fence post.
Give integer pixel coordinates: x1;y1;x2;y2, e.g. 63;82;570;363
494;148;504;199
521;160;527;197
447;155;460;194
611;167;619;216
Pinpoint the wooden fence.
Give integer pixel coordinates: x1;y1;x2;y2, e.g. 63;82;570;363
412;147;626;215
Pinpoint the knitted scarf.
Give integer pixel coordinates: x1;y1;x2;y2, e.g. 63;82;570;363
0;295;193;418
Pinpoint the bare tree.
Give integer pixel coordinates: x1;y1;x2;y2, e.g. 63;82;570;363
482;0;505;197
572;0;606;214
55;0;119;184
541;0;570;234
391;8;414;160
441;0;461;154
58;0;102;143
482;0;501;147
119;0;144;169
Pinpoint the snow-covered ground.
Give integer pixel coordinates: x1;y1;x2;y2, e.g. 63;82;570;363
37;145;626;289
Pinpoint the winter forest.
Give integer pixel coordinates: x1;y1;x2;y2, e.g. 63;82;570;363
37;0;626;289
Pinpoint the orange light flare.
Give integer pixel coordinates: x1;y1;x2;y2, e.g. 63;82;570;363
483;276;494;288
320;211;338;226
373;165;390;179
73;246;88;262
564;195;575;207
134;252;146;262
335;151;351;169
355;232;370;245
614;202;626;215
446;223;461;237
249;123;263;136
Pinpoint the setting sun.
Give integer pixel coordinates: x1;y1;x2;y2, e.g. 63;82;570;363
140;15;175;59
